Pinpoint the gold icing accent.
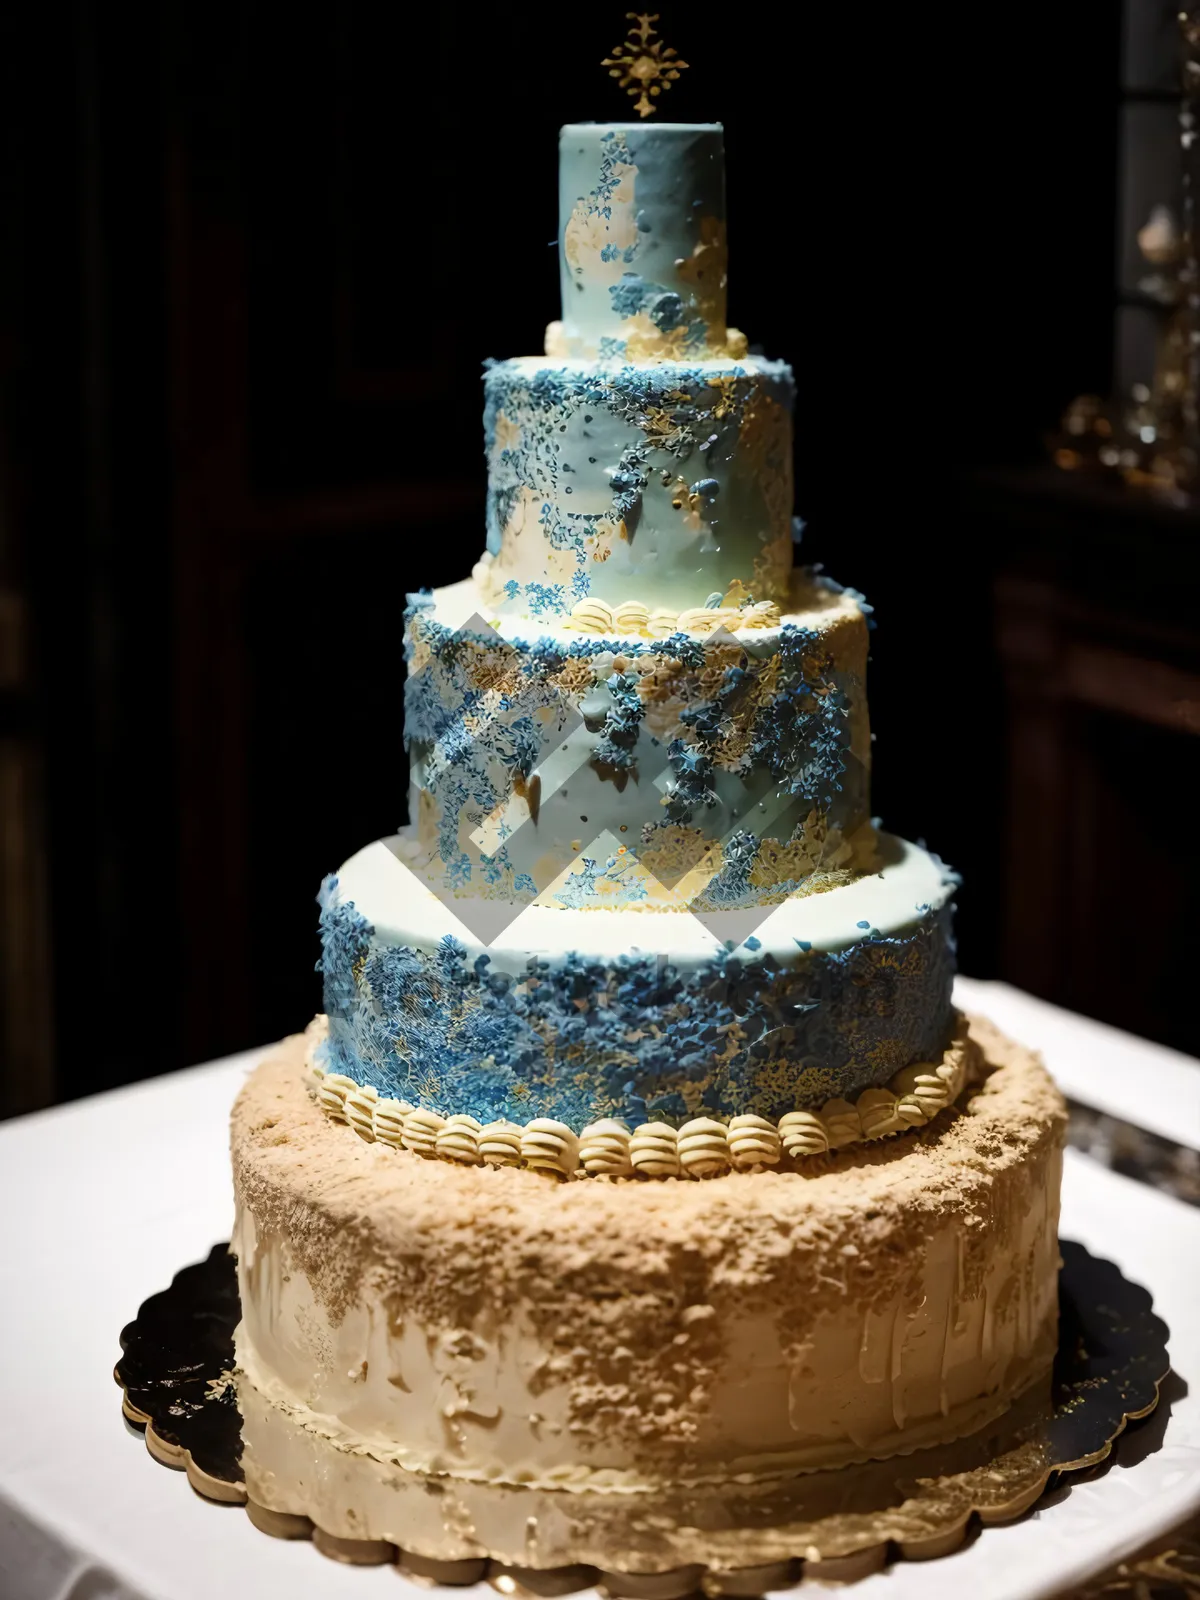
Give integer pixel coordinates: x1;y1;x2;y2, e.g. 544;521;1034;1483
564;149;638;284
675;605;740;635
566;598;785;640
521;1119;580;1178
578;1118;634;1176
479;1120;523;1167
436;1114;483;1166
674;216;729;345
623;315;707;362
344;1083;379;1144
402;1108;445;1160
629;1121;681;1178
728;1114;782;1169
545;315;748;363
677;1118;731;1178
601;14;689;120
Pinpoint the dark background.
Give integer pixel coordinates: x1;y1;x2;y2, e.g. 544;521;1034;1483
3;0;1195;1117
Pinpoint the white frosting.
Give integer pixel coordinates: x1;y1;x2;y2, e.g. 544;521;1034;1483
333;831;953;970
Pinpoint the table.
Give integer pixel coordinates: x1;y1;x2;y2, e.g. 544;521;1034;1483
1;985;1198;1600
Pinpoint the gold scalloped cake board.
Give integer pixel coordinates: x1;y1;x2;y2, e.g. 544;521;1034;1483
114;1240;1169;1593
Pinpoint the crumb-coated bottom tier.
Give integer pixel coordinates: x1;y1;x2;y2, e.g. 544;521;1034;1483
230;1017;1065;1570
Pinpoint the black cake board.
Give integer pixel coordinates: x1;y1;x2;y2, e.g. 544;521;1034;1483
114;1241;1169;1594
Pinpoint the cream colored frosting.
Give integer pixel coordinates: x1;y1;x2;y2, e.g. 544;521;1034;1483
316;1072;355;1124
564;593;782;638
677;1118;731;1177
778;1109;829;1158
232;1016;1064;1539
401;1107;443;1159
544;321;751;364
478;1121;522;1167
305;1012;978;1171
728;1114;783;1169
578;1118;635;1177
436;1114;482;1165
520;1119;580;1177
373;1098;408;1149
343;1083;378;1144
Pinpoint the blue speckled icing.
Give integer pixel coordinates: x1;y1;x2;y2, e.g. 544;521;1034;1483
558;124;727;359
316;846;957;1130
404;580;872;910
481;356;793;618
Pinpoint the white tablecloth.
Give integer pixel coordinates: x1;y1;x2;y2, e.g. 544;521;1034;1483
1;986;1199;1600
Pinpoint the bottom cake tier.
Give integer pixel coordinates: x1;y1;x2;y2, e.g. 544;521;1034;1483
230;1014;1065;1570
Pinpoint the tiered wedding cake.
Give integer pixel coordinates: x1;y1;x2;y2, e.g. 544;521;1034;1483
230;122;1065;1576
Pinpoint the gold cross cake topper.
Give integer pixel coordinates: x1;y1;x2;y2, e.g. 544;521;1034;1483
602;13;689;118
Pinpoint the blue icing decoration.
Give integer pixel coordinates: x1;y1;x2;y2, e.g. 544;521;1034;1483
593;671;645;768
558;124;728;358
404;599;869;905
481;355;795;619
318;886;957;1131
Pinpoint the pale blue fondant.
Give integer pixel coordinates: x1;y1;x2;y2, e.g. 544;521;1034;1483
403;591;869;908
316;863;957;1132
558;123;726;357
483;356;794;618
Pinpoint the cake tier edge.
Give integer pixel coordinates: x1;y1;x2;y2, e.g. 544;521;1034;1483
231;1015;1065;1562
319;832;958;1129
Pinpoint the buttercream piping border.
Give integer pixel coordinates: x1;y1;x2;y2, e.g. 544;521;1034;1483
468;560;785;638
563;593;782;639
301;1013;979;1178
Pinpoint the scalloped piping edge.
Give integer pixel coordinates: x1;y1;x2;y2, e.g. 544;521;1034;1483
301;1014;979;1178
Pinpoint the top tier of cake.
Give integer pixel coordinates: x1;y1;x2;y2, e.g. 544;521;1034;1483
554;123;732;360
475;123;793;624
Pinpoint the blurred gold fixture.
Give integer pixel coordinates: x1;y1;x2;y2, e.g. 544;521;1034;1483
1054;8;1200;501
